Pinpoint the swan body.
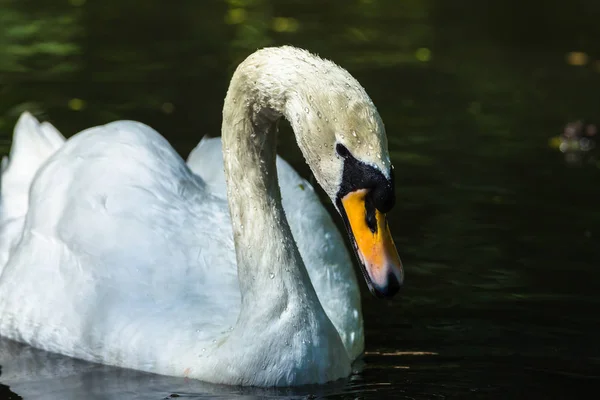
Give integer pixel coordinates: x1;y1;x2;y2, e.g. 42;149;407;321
0;47;402;386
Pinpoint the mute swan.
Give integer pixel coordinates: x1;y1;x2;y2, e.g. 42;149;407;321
0;46;403;386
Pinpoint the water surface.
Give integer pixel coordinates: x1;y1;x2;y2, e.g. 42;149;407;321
1;0;599;398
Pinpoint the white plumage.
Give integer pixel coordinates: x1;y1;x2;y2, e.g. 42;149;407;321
0;46;396;386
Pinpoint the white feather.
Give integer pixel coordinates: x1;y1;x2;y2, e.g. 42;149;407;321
0;46;395;387
0;120;362;386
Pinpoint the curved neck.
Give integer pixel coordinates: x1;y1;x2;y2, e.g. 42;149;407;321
221;59;319;321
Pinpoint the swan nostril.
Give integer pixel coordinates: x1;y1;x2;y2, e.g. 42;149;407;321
364;194;377;233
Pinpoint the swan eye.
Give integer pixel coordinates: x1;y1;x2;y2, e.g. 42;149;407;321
336;143;350;158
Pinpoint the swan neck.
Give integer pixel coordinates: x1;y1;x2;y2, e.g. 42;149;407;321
221;65;316;317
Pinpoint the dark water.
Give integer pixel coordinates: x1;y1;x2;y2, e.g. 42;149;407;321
1;0;599;398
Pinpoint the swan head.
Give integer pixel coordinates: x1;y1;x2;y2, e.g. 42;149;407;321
272;48;404;298
226;46;404;297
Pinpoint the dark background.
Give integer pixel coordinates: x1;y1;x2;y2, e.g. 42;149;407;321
1;0;599;398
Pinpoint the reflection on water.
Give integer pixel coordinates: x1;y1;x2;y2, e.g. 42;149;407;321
0;338;360;400
1;0;599;398
549;120;598;166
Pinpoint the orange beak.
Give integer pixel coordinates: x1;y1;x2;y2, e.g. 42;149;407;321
340;189;403;297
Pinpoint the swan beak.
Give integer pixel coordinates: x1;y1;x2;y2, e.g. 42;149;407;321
340;189;404;297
